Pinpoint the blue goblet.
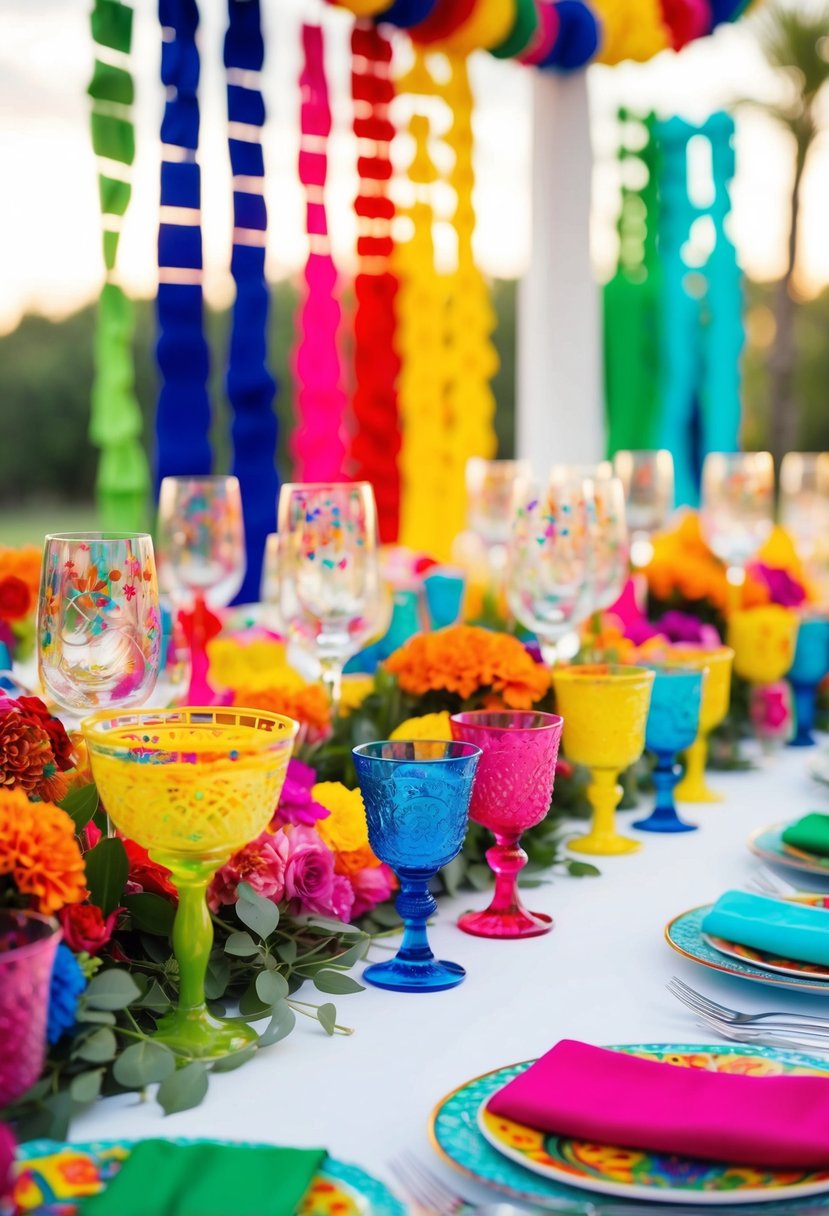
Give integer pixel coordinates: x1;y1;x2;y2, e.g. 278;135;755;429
633;667;704;833
788;617;829;748
352;740;481;993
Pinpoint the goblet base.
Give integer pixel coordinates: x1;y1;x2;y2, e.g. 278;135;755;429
568;831;640;856
789;731;816;748
674;778;724;804
633;811;697;833
153;1006;258;1060
458;907;553;939
363;957;465;993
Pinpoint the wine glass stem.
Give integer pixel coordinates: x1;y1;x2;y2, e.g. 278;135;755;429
486;834;527;915
319;656;343;715
652;754;680;817
395;872;437;964
726;565;744;615
588;768;622;837
172;870;213;1013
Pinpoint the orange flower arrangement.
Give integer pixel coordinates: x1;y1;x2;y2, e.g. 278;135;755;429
0;788;87;914
232;684;331;739
385;625;550;708
646;513;728;610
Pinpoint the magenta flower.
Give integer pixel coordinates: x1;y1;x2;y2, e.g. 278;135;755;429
656;611;721;647
272;758;329;828
208;829;289;911
609;579;662;645
284;825;354;921
749;563;807;608
349;863;396;919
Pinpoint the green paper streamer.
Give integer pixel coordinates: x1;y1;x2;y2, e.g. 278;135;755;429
88;0;149;531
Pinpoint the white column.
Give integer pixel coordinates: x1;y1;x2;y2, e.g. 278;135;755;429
517;69;603;476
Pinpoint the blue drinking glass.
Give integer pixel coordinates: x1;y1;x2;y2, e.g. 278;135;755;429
788;617;829;748
352;740;481;993
634;667;704;833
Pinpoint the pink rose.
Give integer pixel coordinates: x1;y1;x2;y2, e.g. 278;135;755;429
349;863;396;919
208;830;289;911
273;758;329;828
284;825;353;921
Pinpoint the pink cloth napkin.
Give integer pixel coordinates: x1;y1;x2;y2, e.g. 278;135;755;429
486;1040;829;1169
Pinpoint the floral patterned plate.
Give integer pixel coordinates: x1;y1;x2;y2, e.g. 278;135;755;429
3;1139;404;1216
701;892;829;981
749;824;829;878
666;905;829;995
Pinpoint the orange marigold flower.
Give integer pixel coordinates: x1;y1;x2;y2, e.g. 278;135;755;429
0;788;87;914
232;684;330;739
385;625;550;708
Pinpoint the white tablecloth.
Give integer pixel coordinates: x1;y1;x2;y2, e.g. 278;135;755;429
72;744;829;1202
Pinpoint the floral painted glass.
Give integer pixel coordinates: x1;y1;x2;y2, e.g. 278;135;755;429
0;910;60;1106
449;711;563;939
157;476;246;706
38;532;161;716
787;616;829;748
701;452;774;606
633;667;705;833
506;477;593;664
552;665;654;855
277;482;381;710
612;450;674;568
671;646;735;803
352;740;481;992
83;707;297;1059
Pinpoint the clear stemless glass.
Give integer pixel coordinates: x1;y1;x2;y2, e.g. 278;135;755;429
613;450;675;568
506;476;593;664
277;482;381;710
449;711;563;939
633;666;705;834
700;452;774;607
157;475;246;706
552;664;655;856
352;740;481;993
83;707;297;1059
38;532;161;717
0;910;61;1106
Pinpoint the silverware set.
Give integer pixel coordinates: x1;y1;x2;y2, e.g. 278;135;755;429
667;975;829;1051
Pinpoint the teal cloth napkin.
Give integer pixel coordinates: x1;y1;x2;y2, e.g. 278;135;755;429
78;1140;326;1216
702;890;829;967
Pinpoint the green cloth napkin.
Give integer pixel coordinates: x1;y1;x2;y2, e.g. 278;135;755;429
782;813;829;857
79;1140;326;1216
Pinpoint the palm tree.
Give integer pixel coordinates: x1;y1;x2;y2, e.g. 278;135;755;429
749;2;829;465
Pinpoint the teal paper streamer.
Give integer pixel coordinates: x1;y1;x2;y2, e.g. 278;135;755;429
88;0;150;530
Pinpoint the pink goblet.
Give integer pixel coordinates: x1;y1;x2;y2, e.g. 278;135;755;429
449;711;563;938
0;910;61;1106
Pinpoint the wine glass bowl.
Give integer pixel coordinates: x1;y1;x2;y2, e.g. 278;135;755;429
156;476;245;608
466;458;532;550
38;532;161;715
613;450;674;568
700;452;774;582
449;711;563;938
83;707;297;1058
588;474;630;612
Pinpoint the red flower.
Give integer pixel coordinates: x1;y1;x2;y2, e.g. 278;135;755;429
16;697;75;772
59;903;122;954
123;584;137;601
0;575;32;622
123;839;177;901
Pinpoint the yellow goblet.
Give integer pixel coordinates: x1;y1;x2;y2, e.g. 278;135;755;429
82;707;297;1060
727;607;799;685
552;664;655;856
671;646;734;804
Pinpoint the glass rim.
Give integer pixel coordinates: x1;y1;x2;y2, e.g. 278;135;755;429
667;644;735;662
159;474;241;487
353;740;482;763
44;531;152;543
0;909;60;964
552;663;655;684
81;706;299;749
450;710;563;732
279;480;374;495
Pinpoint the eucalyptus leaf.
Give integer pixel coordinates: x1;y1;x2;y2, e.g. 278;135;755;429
157;1061;209;1115
466;863;493;892
74;1027;117;1063
224;931;259;958
84;968;141;1011
77;1010;117;1026
313;970;365;996
332;940;369;970
275;939;297;965
123;892;174;936
84;837;129;916
566;860;601;877
366;903;402;929
59;784;99;833
439;855;464;898
255;970;289;1006
140;933;171;965
211;1045;258;1073
205;954;231;1000
236;883;279;939
133;980;172;1012
239;981;271;1018
258;1003;296;1047
70;1069;104;1104
113;1040;176;1089
317;1002;337;1036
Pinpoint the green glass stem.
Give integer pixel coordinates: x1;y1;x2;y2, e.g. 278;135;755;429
172;865;214;1013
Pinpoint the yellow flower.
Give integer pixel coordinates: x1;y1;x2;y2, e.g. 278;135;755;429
340;674;375;716
208;637;291;692
313;782;369;854
390;712;453;742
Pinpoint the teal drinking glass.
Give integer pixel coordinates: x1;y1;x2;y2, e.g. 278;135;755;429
634;667;704;833
788;617;829;748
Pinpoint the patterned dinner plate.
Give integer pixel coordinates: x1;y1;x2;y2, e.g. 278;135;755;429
749;824;829;878
699;893;829;981
4;1139;404;1216
666;905;829;995
430;1045;829;1210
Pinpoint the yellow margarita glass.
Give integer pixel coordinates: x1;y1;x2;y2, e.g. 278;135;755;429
552;664;655;856
727;607;799;685
82;707;297;1060
670;646;734;804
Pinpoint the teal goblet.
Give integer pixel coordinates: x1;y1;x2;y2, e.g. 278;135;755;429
788;617;829;748
634;667;704;833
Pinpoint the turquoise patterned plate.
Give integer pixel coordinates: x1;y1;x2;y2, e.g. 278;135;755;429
431;1044;829;1211
4;1139;404;1216
666;905;829;995
750;824;829;878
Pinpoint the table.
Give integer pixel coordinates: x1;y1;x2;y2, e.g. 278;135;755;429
72;744;829;1203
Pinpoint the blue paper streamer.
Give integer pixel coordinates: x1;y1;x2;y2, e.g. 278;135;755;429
224;0;278;603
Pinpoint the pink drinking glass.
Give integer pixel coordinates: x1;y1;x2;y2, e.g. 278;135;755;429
0;910;61;1106
449;710;563;938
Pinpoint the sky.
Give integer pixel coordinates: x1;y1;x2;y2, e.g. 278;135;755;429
0;0;827;335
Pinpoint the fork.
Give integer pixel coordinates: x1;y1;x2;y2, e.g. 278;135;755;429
745;866;799;898
388;1153;597;1215
667;976;829;1049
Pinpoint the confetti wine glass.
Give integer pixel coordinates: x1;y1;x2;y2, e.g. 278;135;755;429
552;664;654;855
83;707;297;1059
701;452;774;609
352;740;481;992
466;458;532;585
633;666;705;833
38;532;161;718
613;449;675;569
277;482;381;710
0;911;61;1106
450;711;563;938
506;476;593;664
780;453;829;596
587;473;630;612
156;476;246;706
